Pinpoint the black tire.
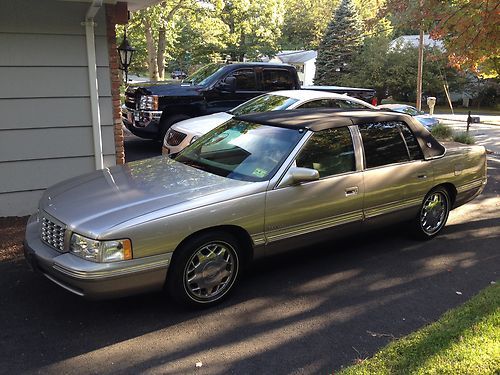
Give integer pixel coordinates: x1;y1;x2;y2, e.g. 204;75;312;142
166;231;241;308
158;114;190;142
412;186;451;240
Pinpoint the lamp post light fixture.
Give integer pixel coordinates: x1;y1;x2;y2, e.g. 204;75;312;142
117;30;135;83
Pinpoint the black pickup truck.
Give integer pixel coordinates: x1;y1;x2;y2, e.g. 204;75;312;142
123;62;376;140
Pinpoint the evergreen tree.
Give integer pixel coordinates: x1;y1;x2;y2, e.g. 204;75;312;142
314;0;364;85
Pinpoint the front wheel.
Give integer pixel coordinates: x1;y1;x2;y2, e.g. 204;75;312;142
166;232;241;307
412;187;451;239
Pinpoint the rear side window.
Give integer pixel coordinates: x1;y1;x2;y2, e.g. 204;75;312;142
296;127;355;178
359;122;410;168
263;69;295;91
230;69;257;90
398;123;424;160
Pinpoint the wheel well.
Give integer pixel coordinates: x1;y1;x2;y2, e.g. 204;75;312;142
436;183;457;205
172;225;254;266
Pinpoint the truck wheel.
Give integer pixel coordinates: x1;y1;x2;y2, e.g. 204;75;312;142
412;186;451;240
159;114;190;142
166;231;241;308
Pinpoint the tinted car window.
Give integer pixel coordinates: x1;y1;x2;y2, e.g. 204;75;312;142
229;69;257;90
359;122;410;168
398;123;424;160
296;127;355;178
263;69;295;91
297;98;368;109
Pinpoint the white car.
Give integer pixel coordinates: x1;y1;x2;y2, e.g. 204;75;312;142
162;90;376;155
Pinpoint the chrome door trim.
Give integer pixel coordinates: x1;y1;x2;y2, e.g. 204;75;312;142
266;210;364;243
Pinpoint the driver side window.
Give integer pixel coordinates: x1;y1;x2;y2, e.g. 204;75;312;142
296;127;355;178
227;69;257;91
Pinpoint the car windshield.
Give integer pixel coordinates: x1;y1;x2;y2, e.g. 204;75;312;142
175;119;305;182
183;63;224;86
230;94;299;115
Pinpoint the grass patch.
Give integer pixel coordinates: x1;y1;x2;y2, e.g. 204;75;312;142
339;283;500;375
453;132;476;145
431;123;454;139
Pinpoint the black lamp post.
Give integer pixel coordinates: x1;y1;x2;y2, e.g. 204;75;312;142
117;29;135;83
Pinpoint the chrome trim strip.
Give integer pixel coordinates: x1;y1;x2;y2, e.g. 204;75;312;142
364;197;422;219
43;273;84;296
251;233;266;246
457;179;484;194
53;254;172;280
266;210;363;243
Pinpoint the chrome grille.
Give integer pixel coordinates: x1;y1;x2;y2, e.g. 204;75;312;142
125;88;137;109
166;129;187;146
41;214;66;252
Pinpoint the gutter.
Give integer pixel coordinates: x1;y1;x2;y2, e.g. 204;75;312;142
83;0;104;170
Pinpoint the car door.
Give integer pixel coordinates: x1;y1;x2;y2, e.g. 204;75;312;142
264;126;364;253
356;120;435;226
205;68;262;113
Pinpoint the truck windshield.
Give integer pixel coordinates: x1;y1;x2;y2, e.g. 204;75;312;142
183;63;224;86
175;119;304;182
230;94;299;116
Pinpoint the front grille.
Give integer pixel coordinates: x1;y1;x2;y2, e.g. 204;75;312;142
166;129;187;146
125;88;138;109
41;214;66;252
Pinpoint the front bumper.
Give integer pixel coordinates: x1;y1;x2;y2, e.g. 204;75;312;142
122;106;163;139
24;217;171;299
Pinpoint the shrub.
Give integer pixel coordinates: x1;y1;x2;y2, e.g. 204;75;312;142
431;124;453;139
453;132;476;144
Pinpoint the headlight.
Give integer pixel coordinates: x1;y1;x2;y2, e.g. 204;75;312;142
69;233;132;263
139;95;158;110
189;135;199;144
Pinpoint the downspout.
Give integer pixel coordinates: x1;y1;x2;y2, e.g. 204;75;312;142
83;0;104;170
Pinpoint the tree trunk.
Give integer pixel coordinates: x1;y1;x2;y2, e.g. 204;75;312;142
144;17;159;81
157;28;166;80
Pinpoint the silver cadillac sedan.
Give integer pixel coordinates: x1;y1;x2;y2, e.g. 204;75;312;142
24;109;487;307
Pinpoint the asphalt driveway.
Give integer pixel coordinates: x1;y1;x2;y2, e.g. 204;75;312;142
1;156;498;375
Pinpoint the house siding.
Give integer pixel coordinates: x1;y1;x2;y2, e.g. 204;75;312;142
0;0;116;216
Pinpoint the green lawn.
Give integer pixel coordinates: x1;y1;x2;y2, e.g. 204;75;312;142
339;283;500;375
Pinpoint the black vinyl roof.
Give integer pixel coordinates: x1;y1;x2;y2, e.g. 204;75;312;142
234;108;445;159
235;109;406;131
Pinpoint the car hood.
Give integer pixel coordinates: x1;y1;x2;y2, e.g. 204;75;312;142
173;112;234;136
40;156;253;237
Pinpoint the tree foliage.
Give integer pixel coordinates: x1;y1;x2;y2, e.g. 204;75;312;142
218;0;285;61
314;0;364;85
342;37;466;103
380;0;500;77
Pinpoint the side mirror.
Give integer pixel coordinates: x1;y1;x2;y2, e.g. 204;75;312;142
218;76;236;92
279;167;319;187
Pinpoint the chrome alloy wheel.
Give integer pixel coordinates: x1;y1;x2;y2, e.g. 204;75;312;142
420;190;449;235
183;241;238;302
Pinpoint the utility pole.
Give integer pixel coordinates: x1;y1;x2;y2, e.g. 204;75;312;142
416;0;424;111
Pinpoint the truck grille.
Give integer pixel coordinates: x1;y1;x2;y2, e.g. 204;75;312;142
41;214;66;252
125;89;137;109
166;129;187;146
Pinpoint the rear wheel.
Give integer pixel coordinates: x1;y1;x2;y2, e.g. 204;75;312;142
412;186;451;239
167;231;241;307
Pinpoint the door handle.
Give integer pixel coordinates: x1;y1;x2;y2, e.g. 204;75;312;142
345;186;359;196
417;174;427;179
